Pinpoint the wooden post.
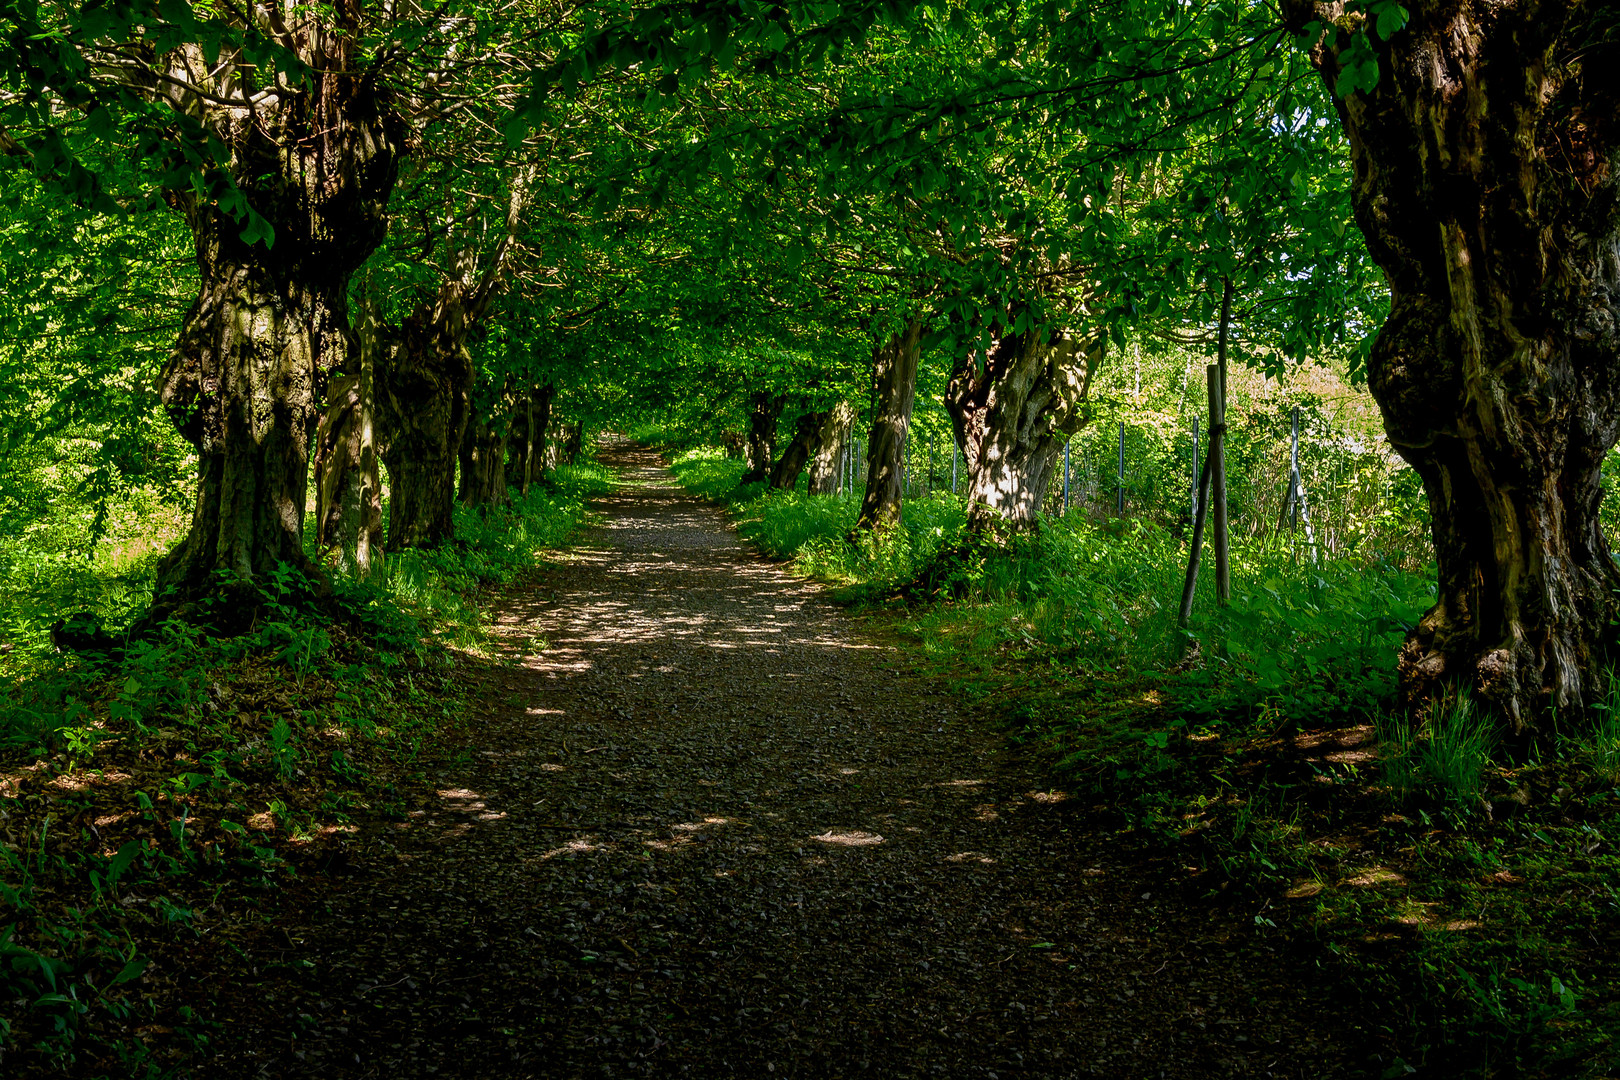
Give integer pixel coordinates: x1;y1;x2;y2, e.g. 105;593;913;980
1290;404;1301;532
1116;421;1126;516
1178;412;1216;628
1190;416;1200;527
1063;442;1071;516
1213;278;1233;604
1210;364;1231;604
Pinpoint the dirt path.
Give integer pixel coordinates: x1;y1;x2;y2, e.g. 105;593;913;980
213;444;1371;1079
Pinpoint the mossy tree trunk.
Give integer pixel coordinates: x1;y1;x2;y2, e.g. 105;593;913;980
312;296;385;580
1290;0;1620;727
945;323;1103;535
856;321;924;530
508;384;555;494
740;392;785;484
153;7;405;615
373;167;530;546
807;402;855;496
459;408;510;508
769;408;830;491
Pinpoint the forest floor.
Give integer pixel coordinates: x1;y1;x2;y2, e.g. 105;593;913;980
198;443;1382;1079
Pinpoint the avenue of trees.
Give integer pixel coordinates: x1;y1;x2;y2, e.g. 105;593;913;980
2;0;1618;730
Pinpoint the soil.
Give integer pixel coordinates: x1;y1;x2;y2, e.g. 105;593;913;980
203;443;1378;1079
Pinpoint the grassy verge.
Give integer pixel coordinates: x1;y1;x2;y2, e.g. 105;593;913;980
667;444;1619;1078
0;464;612;1077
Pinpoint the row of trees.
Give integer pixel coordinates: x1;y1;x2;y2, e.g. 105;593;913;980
3;1;1617;729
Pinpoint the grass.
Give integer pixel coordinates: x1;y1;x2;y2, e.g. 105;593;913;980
0;462;612;1074
665;439;1620;1078
1379;692;1497;807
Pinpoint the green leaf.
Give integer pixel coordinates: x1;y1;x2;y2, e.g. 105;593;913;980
239;208;275;249
109;957;148;986
105;840;140;885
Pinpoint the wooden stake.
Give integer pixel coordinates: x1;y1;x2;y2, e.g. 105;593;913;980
1063;442;1071;516
1213;280;1233;604
1178;422;1216;629
1190;416;1199;527
1116;421;1126;516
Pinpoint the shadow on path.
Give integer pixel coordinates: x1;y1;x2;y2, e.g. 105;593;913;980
210;442;1371;1079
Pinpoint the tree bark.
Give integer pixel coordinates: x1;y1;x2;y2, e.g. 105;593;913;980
769;408;830;491
508;384;554;494
152;9;405;614
543;420;583;469
807;402;856;495
376;166;530;547
856;321;924;530
740;392;785;484
945;323;1105;535
1290;1;1620;727
459;407;510;508
377;306;475;549
312;296;385;580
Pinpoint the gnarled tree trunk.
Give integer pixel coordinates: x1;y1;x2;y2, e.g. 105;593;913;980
769;408;830;491
544;420;583;468
459;406;510;509
807;402;856;495
856;321;924;530
312;297;385;580
153;11;405;615
508;384;554;494
374;166;530;548
377;307;475;549
946;324;1105;535
740;392;785;483
1290;1;1620;727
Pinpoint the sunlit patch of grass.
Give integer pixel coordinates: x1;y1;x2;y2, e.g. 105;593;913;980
668;448;750;502
1377;692;1496;809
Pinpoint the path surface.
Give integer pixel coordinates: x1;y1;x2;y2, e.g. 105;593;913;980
215;445;1369;1078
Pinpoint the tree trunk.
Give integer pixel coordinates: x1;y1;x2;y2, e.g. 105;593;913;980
508;384;555;494
807;402;856;495
856;321;924;530
377;308;474;549
459;408;510;508
544;420;583;469
945;323;1105;535
375;167;530;548
312;297;384;580
770;408;830;491
152;18;405;615
740;392;785;483
1291;1;1620;727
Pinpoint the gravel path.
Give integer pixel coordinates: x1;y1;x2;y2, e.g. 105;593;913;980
213;444;1370;1078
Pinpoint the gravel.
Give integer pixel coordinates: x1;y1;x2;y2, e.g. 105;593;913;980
202;443;1373;1079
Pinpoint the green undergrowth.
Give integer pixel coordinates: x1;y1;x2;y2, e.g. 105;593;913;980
0;464;610;1075
669;447;968;586
669;441;1618;1077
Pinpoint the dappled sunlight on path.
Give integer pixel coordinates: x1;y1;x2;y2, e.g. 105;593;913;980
209;441;1369;1079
